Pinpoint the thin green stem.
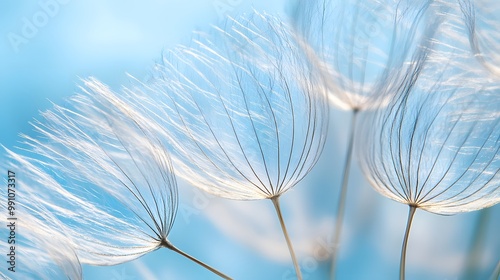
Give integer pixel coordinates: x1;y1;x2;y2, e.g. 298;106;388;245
163;239;233;279
271;196;303;280
400;205;417;280
329;109;358;280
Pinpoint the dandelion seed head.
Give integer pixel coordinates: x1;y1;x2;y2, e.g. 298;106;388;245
14;79;179;265
359;46;500;214
126;13;329;200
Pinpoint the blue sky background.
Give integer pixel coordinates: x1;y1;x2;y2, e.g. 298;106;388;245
0;1;498;279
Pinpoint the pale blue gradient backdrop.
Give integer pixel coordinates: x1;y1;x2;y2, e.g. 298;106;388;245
1;1;498;280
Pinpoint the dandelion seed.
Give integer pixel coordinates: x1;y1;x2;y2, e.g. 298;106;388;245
126;13;329;279
289;0;444;277
291;0;442;111
358;19;500;279
14;80;231;279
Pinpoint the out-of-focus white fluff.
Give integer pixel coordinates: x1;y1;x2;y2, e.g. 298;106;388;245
290;0;447;111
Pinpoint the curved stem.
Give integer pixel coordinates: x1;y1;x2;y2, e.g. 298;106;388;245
164;240;233;279
329;109;358;280
271;196;303;280
400;205;417;280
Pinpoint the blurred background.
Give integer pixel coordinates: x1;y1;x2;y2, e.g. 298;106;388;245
0;1;498;279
